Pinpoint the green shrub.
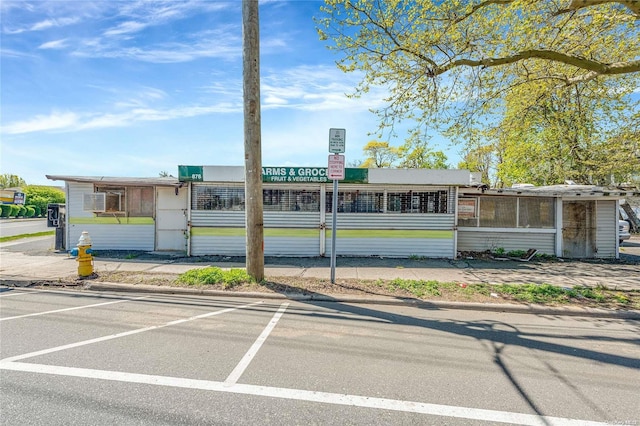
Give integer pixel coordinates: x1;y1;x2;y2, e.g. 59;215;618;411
25;206;36;217
23;186;65;218
177;267;253;289
0;205;11;217
9;205;20;217
17;205;27;217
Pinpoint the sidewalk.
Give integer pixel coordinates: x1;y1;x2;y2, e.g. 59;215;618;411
1;248;639;290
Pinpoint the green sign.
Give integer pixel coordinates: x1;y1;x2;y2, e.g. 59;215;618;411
262;167;367;183
178;165;368;183
179;165;203;182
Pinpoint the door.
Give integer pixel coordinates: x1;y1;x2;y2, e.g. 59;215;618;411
562;201;596;258
156;186;188;252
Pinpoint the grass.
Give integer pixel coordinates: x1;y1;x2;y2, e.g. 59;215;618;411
0;231;54;243
372;279;638;308
177;266;254;289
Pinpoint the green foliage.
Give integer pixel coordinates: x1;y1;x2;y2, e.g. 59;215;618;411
360;140;399;168
9;205;20;217
25;206;36;217
23;185;65;217
0;174;26;188
177;267;254;289
318;0;640;186
0;205;11;217
386;279;441;297
17;205;26;217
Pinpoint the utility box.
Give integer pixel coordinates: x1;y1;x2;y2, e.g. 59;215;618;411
47;203;66;251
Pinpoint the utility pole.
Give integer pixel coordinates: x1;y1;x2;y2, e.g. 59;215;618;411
242;0;264;281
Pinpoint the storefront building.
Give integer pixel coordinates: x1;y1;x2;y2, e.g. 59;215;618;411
47;168;631;260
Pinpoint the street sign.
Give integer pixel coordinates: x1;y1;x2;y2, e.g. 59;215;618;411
329;128;346;153
328;154;345;180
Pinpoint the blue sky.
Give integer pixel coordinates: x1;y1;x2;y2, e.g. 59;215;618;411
0;0;460;186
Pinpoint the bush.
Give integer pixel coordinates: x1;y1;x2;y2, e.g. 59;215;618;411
0;205;11;217
177;267;253;289
17;205;27;217
25;206;36;217
9;205;20;217
23;186;65;218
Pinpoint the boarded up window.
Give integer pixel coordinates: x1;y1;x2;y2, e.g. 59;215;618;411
479;197;517;227
128;187;154;217
519;197;554;228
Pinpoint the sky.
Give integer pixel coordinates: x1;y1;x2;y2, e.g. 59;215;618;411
0;0;461;186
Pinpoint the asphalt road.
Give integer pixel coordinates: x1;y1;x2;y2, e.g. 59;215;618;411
1;288;638;425
0;218;49;238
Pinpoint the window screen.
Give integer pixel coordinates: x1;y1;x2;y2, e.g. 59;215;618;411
479;196;517;227
518;197;554;228
387;191;448;213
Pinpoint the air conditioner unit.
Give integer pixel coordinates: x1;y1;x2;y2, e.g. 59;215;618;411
84;193;106;212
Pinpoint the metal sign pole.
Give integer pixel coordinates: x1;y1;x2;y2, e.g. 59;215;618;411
330;178;338;283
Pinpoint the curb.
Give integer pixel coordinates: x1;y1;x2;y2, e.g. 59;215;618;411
3;278;639;319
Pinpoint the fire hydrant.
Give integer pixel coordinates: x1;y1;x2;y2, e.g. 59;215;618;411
70;231;93;277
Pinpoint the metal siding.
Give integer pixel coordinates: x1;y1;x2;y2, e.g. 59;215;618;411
457;230;556;254
68;182;95;218
326;238;454;258
328;214;455;230
191;211;246;227
67;224;154;250
265;237;320;257
191;236;246;256
596;200;617;258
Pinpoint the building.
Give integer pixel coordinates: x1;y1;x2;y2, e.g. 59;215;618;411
47;167;633;259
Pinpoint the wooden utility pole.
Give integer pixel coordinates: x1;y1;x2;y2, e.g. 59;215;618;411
242;0;264;281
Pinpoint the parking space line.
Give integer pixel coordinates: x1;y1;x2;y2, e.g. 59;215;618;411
1;300;264;363
0;296;150;321
225;302;289;386
0;361;605;426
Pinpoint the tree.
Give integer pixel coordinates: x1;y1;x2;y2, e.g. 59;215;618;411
23;186;65;217
0;174;26;188
318;0;639;185
397;137;449;169
361;140;399;168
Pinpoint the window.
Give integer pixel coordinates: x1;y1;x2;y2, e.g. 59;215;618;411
194;186;245;210
325;190;384;213
387;190;448;213
94;186;155;217
264;189;319;212
460;196;555;228
479;197;517;227
518;197;554;228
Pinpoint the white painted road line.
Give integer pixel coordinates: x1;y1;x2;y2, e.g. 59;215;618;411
0;289;45;297
225;302;289;386
0;361;606;426
0;296;150;321
1;300;264;363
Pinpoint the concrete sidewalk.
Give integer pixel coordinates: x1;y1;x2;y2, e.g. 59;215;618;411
1;249;639;290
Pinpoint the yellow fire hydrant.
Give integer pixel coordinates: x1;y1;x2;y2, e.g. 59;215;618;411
73;231;94;277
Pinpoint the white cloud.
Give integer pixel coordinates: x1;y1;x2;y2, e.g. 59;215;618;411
1;111;78;134
38;39;68;50
103;21;147;37
3;17;80;34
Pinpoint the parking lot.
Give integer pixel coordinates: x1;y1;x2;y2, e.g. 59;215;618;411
2;287;639;425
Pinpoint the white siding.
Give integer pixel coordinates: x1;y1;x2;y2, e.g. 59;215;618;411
457;229;556;255
66;182;154;251
595;200;617;259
